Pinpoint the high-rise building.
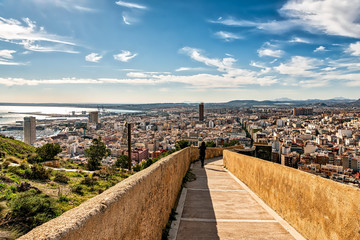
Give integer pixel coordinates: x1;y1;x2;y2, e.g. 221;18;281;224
292;107;313;116
89;111;99;124
24;117;36;145
199;102;204;121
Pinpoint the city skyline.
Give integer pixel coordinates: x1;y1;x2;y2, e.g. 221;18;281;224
1;0;360;103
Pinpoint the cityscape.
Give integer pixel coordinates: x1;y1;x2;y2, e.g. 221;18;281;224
2;100;360;187
1;0;360;239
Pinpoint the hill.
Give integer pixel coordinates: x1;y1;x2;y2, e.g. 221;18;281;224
0;135;36;161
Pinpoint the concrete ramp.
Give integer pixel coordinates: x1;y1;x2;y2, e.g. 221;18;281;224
170;157;305;240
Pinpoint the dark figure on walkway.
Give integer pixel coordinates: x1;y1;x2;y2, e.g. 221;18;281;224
198;142;206;168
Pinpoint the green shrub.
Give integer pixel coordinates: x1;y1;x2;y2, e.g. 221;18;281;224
27;154;41;164
176;140;190;150
81;176;97;186
25;164;51;181
132;164;141;172
115;155;129;169
205;141;216;147
8;189;60;231
53;171;70;184
71;184;84;195
58;195;69;203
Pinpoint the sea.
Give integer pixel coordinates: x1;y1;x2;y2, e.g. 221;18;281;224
0;105;137;141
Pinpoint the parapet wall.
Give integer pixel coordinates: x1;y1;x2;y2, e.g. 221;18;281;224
189;145;242;162
223;150;360;240
19;147;225;240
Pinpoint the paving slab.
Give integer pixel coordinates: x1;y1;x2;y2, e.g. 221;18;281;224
170;158;304;240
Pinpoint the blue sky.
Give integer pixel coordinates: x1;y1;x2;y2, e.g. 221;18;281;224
0;0;360;103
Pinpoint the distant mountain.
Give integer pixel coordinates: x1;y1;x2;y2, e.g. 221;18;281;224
329;97;354;101
273;98;293;102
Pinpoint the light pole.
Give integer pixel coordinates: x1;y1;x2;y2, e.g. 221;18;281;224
127;123;132;170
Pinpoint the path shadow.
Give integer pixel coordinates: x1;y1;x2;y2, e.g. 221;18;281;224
176;158;220;240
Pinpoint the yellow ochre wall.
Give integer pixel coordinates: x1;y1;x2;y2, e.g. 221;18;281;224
223;150;360;240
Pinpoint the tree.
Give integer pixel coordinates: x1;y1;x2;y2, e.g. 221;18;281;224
36;143;62;162
115;155;129;169
85;137;110;171
223;139;239;147
176;140;190;150
205;141;216;147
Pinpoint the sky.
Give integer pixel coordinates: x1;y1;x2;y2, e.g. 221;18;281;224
1;0;360;103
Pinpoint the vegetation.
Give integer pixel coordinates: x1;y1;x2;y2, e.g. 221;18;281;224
85;137;111;171
115;155;129;169
53;171;70;184
3;189;60;233
0;137;179;238
223;139;240;147
176;140;190;150
205;141;216;147
0;134;36;161
162;208;177;240
36;143;62;162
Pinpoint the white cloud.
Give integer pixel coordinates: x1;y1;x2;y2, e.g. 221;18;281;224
250;61;271;74
0;50;16;59
126;72;148;78
113;50;137;62
210;17;297;33
211;0;360;38
0;60;24;66
347;42;360;56
21;40;78;53
175;67;208;72
274;56;322;76
0;17;77;53
85;53;103;63
122;15;131;25
32;0;96;12
258;48;284;58
115;1;147;9
214;31;242;41
314;46;326;52
280;0;360;38
0;49;24;65
289;37;310;44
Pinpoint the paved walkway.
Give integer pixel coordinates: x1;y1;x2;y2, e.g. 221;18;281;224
169;157;305;240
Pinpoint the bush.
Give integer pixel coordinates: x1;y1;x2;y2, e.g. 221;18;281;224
53;171;70;184
27;154;41;164
205;141;216;147
176;140;190;150
8;189;60;231
132;164;141;172
115;155;129;169
223;139;239;147
58;195;69;203
71;184;84;195
81;176;97;186
25;164;51;181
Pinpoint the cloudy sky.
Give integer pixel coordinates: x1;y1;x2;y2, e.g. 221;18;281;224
1;0;360;103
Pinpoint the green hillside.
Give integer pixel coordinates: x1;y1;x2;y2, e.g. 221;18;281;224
0;135;36;161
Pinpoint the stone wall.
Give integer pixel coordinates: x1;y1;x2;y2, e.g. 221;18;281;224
20;147;226;240
19;148;192;240
189;146;243;162
223;150;360;240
